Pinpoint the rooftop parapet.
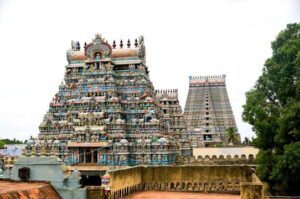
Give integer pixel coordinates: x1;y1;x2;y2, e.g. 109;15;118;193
155;89;179;100
189;74;226;85
66;34;146;63
155;89;178;94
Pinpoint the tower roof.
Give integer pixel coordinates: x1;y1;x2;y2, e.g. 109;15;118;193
69;51;87;61
66;34;146;64
189;75;226;85
111;48;138;58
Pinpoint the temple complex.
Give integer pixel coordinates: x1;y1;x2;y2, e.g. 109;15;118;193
155;89;191;156
184;75;238;147
32;34;177;167
0;33;266;199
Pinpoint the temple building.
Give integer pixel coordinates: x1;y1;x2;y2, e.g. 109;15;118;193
32;34;177;166
184;75;238;147
155;89;192;156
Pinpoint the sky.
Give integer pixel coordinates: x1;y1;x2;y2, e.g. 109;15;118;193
0;0;299;141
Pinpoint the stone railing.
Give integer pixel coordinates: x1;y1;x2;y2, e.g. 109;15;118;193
104;165;264;199
179;154;256;165
241;172;264;199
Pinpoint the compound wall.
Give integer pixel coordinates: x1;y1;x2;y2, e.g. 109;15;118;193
107;165;263;199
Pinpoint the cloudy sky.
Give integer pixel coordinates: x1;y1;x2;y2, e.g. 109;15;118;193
0;0;299;141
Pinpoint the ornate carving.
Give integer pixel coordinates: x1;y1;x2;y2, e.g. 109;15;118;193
85;34;112;60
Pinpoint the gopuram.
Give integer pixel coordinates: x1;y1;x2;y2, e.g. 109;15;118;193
29;34;178;167
155;89;192;156
184;75;239;147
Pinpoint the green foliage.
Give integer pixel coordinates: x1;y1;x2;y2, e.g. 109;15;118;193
243;23;300;195
0;140;5;148
242;136;256;145
225;127;239;145
0;138;24;146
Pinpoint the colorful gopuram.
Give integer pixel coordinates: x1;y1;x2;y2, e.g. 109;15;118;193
155;89;192;156
32;34;177;166
184;75;238;147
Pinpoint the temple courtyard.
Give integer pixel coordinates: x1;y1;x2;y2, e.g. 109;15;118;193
123;191;240;199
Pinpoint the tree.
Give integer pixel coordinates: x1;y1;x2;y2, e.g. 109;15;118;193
0;140;5;148
243;137;250;145
243;23;300;195
0;138;24;145
242;136;256;145
225;127;238;145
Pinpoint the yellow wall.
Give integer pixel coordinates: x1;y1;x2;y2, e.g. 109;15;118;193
108;166;143;191
142;165;249;183
107;165;263;199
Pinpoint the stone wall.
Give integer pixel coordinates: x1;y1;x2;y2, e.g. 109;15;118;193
10;156;86;199
179;153;256;165
107;166;143;199
86;186;106;199
193;147;258;159
106;165;264;199
240;173;264;199
142;165;249;190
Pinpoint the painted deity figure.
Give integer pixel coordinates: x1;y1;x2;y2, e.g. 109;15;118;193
41;146;46;155
95;52;101;60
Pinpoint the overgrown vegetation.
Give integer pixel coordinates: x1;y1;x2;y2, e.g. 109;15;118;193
225;127;239;145
243;23;300;195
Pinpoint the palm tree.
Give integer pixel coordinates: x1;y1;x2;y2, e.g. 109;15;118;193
243;137;250;145
225;127;238;146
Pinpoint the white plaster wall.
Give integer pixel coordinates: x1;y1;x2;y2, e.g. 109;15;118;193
193;146;259;158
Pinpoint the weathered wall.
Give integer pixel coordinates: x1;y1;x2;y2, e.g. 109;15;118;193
86;186;106;199
193;147;258;159
241;174;263;199
107;166;143;198
107;165;263;199
10;156;86;199
111;167;143;190
142;165;249;193
143;165;249;183
180;154;256;165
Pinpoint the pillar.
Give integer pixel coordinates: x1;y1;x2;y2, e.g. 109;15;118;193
91;150;94;163
83;148;86;163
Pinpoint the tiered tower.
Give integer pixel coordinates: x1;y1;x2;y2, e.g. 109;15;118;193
36;34;177;166
155;89;191;156
184;75;238;147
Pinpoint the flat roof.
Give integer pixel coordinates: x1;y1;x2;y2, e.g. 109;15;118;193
0;180;49;194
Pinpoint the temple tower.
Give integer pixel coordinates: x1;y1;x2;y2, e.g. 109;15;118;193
155;89;192;156
36;34;177;166
184;75;238;147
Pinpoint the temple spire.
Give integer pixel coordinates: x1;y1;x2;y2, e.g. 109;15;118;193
127;39;131;48
134;39;138;47
120;40;123;48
